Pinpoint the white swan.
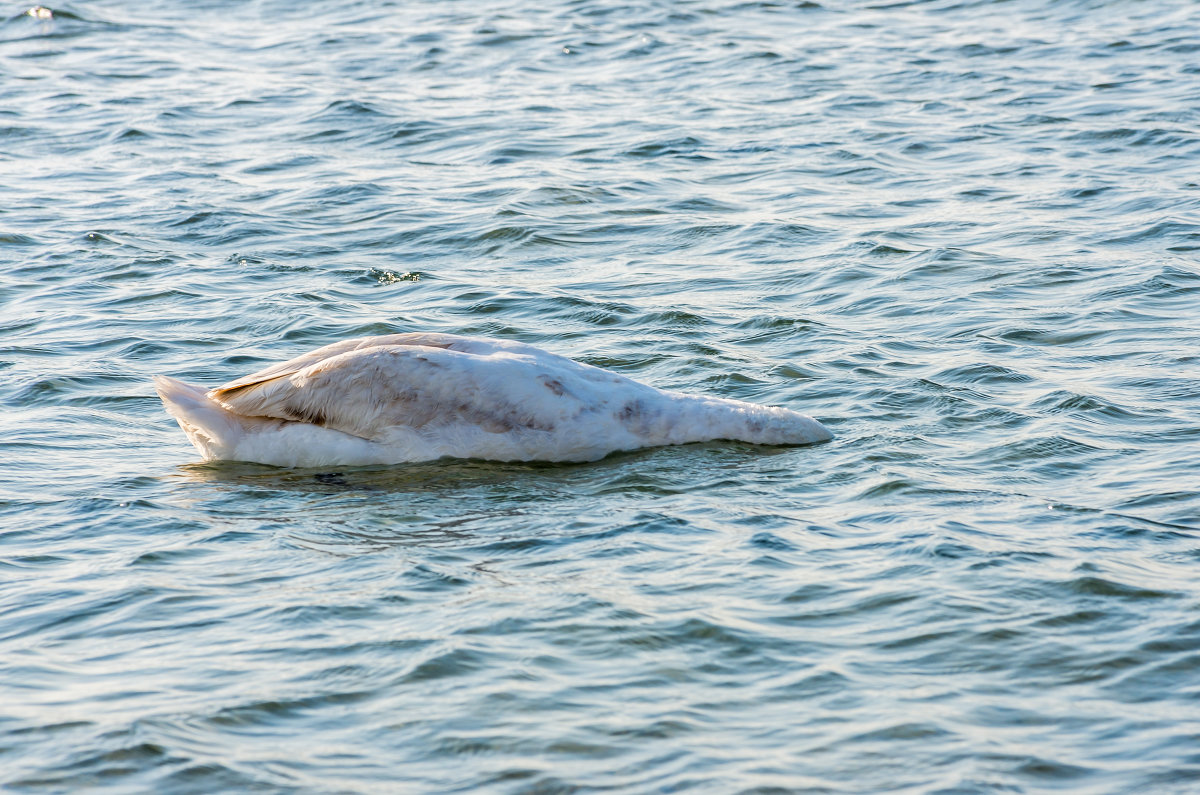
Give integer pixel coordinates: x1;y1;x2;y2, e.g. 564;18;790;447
154;332;832;467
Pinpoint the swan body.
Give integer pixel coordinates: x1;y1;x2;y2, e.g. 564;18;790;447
154;333;831;467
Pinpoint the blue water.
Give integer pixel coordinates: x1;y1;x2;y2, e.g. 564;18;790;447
3;0;1200;791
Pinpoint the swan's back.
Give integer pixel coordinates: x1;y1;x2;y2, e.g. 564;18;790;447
155;333;832;466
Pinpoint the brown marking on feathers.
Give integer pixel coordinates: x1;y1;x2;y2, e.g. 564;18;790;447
209;373;296;401
617;401;640;422
455;400;556;434
289;405;327;426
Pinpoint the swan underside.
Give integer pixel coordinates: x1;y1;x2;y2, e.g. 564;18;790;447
154;333;832;467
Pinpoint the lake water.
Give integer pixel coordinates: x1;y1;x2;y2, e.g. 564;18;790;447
3;0;1200;792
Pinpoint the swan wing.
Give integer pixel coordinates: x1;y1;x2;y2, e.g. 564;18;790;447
208;333;483;395
207;340;619;440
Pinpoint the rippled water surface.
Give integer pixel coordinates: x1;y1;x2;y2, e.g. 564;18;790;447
3;0;1200;791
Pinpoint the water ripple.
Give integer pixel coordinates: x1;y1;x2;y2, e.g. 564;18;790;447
3;0;1200;792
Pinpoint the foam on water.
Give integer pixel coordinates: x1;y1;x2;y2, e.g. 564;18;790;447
2;0;1200;792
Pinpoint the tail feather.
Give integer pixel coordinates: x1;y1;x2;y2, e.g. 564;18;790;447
153;375;245;461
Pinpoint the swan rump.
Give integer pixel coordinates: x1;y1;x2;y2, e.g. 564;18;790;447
154;333;832;467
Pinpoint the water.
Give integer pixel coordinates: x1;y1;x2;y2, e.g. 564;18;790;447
2;0;1200;791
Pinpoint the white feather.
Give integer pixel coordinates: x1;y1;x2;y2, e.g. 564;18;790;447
154;333;831;466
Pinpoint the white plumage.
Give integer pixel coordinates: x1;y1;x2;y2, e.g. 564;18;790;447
154;332;831;467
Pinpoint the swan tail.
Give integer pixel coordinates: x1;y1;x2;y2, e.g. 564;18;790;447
153;375;250;461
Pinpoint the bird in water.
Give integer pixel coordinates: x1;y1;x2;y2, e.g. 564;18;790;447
154;332;832;467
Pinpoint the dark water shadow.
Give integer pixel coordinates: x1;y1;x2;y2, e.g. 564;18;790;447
162;442;819;553
169;440;811;497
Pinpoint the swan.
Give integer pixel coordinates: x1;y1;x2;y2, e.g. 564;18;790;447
154;332;832;467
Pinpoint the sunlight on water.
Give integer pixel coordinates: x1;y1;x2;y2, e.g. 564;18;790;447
2;0;1200;792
